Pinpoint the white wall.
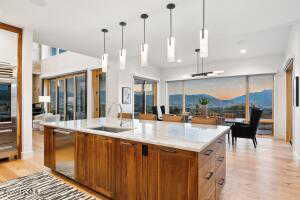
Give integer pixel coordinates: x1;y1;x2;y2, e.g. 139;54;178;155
282;23;300;158
160;54;284;138
22;29;33;158
41;52;162;119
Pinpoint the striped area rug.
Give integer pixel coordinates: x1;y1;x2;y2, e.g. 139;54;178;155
0;171;95;200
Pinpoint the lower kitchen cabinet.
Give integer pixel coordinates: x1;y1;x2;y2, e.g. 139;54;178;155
115;140;141;200
92;135;116;198
146;145;198;200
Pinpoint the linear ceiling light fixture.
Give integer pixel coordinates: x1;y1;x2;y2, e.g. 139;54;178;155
200;0;208;58
140;13;149;67
119;21;127;70
101;28;108;73
166;3;176;63
191;49;223;77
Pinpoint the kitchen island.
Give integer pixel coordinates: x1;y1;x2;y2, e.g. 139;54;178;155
43;118;229;200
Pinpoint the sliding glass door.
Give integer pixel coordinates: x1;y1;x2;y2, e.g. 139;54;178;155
57;79;65;120
75;75;87;120
66;77;75;120
47;72;87;121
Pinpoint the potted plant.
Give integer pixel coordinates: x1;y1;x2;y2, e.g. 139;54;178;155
198;98;210;116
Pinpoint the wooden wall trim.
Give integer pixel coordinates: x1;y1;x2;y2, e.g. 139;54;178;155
0;22;23;159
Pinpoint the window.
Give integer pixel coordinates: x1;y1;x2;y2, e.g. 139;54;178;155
249;75;273;119
66;78;75;120
50;47;58;56
99;74;106;117
133;78;158;118
168;81;183;114
57;79;65;120
75;75;87;120
49;79;56;114
59;49;67;54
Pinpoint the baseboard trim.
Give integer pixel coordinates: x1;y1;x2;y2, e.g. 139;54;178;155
21;150;34;159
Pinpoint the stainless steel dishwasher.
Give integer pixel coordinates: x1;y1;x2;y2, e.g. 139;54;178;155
54;128;75;179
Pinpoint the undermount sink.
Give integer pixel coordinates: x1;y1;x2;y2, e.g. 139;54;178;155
89;126;132;133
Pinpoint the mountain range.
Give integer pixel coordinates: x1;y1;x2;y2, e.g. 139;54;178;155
170;89;272;108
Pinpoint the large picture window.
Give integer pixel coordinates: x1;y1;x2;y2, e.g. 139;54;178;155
167;74;274;134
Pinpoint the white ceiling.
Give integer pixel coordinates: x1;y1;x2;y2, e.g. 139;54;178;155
1;0;300;68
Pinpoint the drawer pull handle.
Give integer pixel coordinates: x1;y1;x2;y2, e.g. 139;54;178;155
218;178;225;186
121;142;136;146
218;156;225;162
205;172;214;180
204;149;213;156
160;148;177;153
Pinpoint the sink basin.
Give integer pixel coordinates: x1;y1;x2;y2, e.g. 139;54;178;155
89;126;132;133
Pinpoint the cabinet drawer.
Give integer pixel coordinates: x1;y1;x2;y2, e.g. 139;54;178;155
199;143;217;168
199;156;216;200
215;134;226;150
215;163;226;200
215;146;226;170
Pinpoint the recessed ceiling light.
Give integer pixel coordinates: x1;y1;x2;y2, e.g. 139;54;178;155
177;59;182;63
30;0;47;7
240;49;247;54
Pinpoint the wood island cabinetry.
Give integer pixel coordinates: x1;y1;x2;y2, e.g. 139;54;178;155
44;126;227;200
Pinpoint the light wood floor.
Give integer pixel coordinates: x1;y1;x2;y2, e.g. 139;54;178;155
0;132;300;200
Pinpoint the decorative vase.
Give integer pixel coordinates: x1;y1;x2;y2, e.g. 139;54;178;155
199;104;208;117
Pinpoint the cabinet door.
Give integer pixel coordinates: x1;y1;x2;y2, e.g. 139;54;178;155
147;145;198;200
75;132;88;184
93;135;116;198
116;140;140;200
44;126;54;169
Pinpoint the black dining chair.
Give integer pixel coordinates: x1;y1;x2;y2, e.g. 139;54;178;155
160;105;166;115
231;107;263;148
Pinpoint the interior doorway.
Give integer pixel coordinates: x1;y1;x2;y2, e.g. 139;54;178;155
286;60;293;145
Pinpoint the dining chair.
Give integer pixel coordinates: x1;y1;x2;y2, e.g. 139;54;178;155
231;107;263;148
160;106;166;115
162;114;183;123
118;113;133;119
139;113;157;121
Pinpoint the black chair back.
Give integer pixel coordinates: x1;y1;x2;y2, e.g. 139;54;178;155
152;106;158;116
249;107;263;136
160;106;166;115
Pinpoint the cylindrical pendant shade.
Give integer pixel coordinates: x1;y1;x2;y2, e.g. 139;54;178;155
167;36;176;62
119;49;126;70
140;43;149;67
200;29;208;58
101;53;108;72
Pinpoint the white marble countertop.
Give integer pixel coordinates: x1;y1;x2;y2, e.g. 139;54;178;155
43;118;230;152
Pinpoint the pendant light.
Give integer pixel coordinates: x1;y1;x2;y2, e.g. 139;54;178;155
140;13;149;67
200;0;208;58
166;3;176;63
119;21;127;70
101;28;108;73
191;49;224;77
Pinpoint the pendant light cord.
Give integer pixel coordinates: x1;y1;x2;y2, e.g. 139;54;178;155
143;18;146;44
121;26;124;49
202;0;205;39
103;32;106;53
170;9;173;38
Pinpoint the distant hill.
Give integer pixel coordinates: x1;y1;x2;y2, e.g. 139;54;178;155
171;90;272;108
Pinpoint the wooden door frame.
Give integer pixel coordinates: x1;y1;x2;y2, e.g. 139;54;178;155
285;61;294;143
0;22;23;158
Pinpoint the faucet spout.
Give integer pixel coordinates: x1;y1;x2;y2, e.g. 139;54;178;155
107;102;124;127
